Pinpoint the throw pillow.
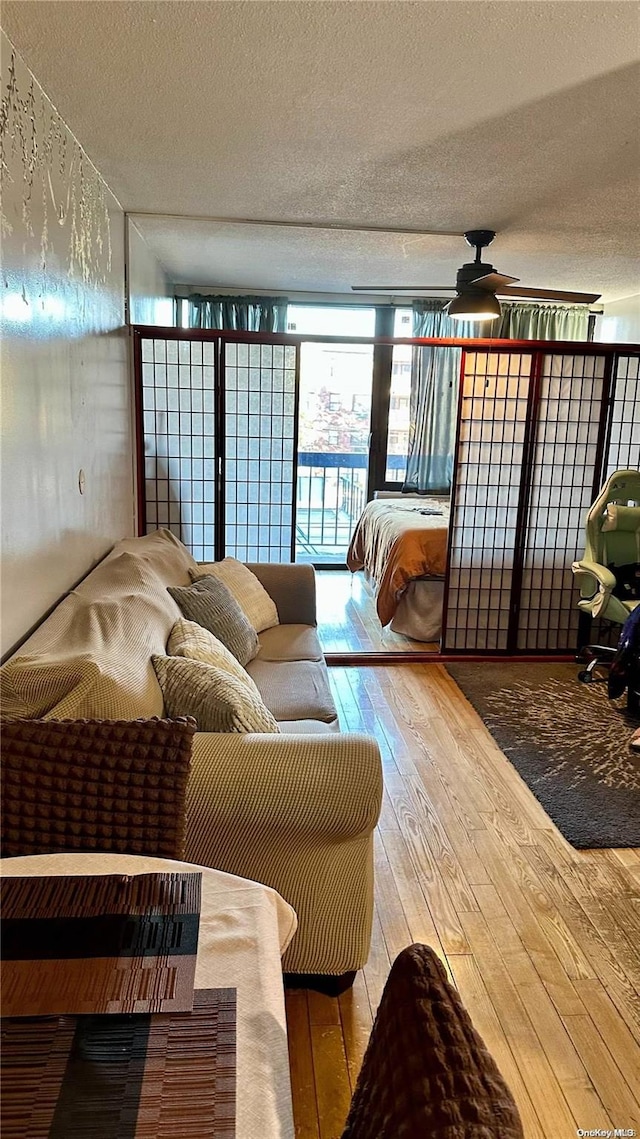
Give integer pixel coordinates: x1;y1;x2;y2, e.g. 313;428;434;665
167;618;261;695
189;558;279;633
152;655;280;734
168;576;259;666
1;716;196;859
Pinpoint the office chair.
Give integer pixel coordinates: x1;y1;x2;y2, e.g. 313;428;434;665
572;468;640;683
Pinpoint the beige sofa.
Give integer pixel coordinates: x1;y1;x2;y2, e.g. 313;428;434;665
1;529;383;983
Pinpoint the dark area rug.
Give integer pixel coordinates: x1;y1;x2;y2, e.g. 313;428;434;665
446;662;640;848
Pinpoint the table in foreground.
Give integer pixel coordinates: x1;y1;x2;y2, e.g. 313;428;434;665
1;852;298;1139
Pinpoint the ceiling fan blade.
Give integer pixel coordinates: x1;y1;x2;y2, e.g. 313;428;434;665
351;284;456;292
495;285;602;303
472;271;520;291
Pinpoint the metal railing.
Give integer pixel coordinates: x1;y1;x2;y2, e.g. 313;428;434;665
295;452;407;563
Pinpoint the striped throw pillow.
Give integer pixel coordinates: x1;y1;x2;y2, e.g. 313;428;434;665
167;577;258;666
152;655;280;734
190;559;279;633
167;619;261;695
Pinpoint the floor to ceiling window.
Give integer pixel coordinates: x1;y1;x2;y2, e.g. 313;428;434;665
287;305;377;565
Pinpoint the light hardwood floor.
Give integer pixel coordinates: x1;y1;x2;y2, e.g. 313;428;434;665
315;570;438;653
285;662;640;1139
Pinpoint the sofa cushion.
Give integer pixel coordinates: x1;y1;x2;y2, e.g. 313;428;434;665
246;659;338;724
152;655;280;734
1;716;196;860
168;576;259;666
167;619;260;695
256;624;324;663
190;558;279;633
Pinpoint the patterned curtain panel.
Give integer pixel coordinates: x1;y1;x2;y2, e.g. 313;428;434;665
494;302;590;341
402;301;475;495
184;294;289;332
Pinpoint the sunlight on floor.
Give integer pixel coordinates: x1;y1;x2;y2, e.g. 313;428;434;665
315;570;439;653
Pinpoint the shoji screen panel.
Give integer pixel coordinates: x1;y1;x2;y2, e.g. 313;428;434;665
606;354;640;474
442;351;533;652
223;341;299;562
140;336;217;559
517;353;608;652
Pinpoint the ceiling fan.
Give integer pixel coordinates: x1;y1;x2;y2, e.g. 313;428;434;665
351;230;601;322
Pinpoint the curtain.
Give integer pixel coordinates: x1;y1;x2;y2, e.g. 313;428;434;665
402;300;590;495
402;301;475;495
494;302;590;341
183;293;289;332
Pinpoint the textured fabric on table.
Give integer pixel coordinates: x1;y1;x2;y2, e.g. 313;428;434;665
1;987;236;1139
1;871;201;1017
169;576;259;666
342;943;523;1139
153;655;280;734
191;557;280;633
0;716;196;859
168;618;261;695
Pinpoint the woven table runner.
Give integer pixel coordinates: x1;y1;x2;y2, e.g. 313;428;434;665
1;987;237;1139
1;872;201;1016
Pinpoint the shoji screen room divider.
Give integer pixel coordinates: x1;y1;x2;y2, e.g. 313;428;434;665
442;347;640;654
134;328;638;655
134;329;299;563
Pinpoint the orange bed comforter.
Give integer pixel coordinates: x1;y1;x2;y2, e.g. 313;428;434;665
346;498;449;626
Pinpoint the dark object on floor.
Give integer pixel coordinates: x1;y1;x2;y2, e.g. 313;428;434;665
341;943;523;1139
284;970;356;996
1;716;196;859
446;662;640;848
607;605;640;716
578;605;640;717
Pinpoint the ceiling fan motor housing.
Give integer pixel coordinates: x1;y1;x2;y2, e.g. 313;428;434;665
456;261;496;290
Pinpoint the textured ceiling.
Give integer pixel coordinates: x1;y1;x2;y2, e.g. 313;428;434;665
2;1;639;302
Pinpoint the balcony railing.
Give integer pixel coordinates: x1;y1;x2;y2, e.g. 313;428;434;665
295;452;406;563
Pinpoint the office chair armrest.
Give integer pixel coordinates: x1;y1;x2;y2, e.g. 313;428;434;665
571;560;616;617
571;560;616;591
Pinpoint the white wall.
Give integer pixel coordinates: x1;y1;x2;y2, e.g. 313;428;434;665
0;36;135;656
127;219;174;326
595;293;640;344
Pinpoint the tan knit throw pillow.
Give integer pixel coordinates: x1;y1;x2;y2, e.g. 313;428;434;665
167;619;261;696
152;655;280;734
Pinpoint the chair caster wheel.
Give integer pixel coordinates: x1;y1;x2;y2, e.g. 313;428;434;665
578;670;593;683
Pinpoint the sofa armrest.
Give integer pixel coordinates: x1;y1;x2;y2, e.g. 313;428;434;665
184;730;383;975
186;731;382;842
244;562;317;626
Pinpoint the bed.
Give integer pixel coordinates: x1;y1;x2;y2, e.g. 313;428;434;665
346;495;450;642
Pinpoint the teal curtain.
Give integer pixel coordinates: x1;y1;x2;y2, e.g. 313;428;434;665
494;302;590;340
402;301;475;495
402;300;590;495
183;293;289;332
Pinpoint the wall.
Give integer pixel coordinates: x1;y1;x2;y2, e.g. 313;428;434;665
127;218;173;326
595;293;640;343
0;36;135;656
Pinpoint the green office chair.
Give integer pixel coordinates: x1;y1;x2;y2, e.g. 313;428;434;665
572;468;640;678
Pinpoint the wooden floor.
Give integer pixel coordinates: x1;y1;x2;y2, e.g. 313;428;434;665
315;570;438;653
285;662;640;1139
